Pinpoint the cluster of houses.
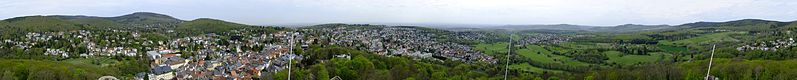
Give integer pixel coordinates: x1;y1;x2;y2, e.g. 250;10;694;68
0;32;55;51
449;32;489;43
515;33;575;45
82;30;144;57
1;30;145;58
737;38;795;51
303;25;495;63
44;48;68;57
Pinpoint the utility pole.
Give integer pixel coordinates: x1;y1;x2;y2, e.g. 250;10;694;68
504;33;512;80
705;44;716;80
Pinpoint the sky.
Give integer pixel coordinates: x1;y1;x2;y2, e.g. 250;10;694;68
1;0;796;26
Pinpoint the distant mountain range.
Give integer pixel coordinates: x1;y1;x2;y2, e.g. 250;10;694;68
453;19;795;32
484;24;672;32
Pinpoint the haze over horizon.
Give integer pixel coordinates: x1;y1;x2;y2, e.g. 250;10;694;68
2;0;797;26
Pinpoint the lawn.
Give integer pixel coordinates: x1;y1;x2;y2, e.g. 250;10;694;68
474;42;509;56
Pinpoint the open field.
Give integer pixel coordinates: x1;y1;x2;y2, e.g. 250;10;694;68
474;42;509;55
669;32;744;45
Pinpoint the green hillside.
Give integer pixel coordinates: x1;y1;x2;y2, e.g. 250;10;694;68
0;12;259;37
67;17;125;30
108;12;183;25
1;16;81;32
175;18;249;35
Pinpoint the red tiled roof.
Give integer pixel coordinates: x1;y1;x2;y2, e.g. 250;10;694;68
162;53;178;58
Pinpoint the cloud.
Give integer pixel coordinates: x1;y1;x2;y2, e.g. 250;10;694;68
1;0;796;26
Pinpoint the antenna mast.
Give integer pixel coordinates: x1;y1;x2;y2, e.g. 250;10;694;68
705;45;716;80
504;33;512;80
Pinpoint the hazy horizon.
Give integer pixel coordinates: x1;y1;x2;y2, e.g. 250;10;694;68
2;0;797;26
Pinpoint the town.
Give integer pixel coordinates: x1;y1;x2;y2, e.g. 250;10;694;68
301;24;496;63
737;38;796;51
0;28;305;79
146;30;303;80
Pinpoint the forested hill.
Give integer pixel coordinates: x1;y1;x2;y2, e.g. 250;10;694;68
0;16;82;32
676;19;797;32
0;12;259;38
680;19;791;28
107;12;184;25
49;12;183;27
174;18;250;35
